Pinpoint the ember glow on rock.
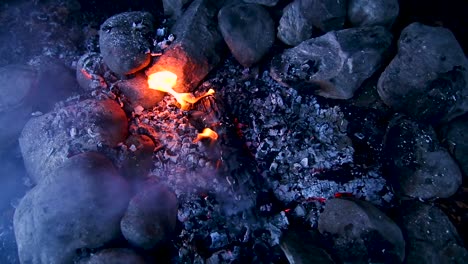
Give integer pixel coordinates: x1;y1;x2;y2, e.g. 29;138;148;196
193;128;218;143
147;70;215;110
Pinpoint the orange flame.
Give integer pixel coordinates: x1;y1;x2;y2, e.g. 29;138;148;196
148;71;214;110
193;128;218;143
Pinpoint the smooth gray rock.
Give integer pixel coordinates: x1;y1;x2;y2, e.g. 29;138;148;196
299;0;347;32
0;65;36;148
383;116;462;199
377;23;468;125
443;114;468;179
121;182;178;249
146;0;226;93
218;3;275;67
78;248;146;264
99;12;154;75
280;229;334;264
19;98;128;183
277;0;313;46
243;0;279;6
399;201;468;263
271;26;392;99
76;52;108;91
120;134;155;182
163;0;193;18
118;73;165;110
14;152;131;264
318;198;405;263
348;0;399;27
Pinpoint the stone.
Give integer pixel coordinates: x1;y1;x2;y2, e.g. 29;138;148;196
243;0;279;6
76;52;108;91
318;198;405;263
120;134;156;182
19;98;128;183
14;152;131;264
271;26;392;99
78;248;146;264
99;12;154;75
146;0;226;93
121;181;178;249
383;115;462;199
443;114;468;179
280;229;334;264
399;201;468;263
163;0;193;18
348;0;399;27
118;73;165;110
218;3;275;67
377;23;468;125
0;64;36;148
299;0;347;32
277;0;313;46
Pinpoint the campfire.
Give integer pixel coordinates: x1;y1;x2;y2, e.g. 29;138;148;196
1;0;467;263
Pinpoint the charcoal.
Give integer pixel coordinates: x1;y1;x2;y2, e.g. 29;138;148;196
13;152;131;264
99;12;154;75
398;201;468;263
383;115;462;199
277;0;313;46
299;0;347;32
271;26;393;99
243;0;279;6
77;248;146;264
377;22;468;125
121;182;178;249
318;198;405;263
218;3;275;67
442;114;468;180
19;98;128;183
117;73;165;110
146;0;226;93
348;0;399;27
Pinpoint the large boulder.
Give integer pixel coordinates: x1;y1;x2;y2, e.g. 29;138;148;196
377;23;468;125
121;181;178;249
399;201;468;263
0;64;36;148
218;3;275;67
348;0;399;27
146;0;226;93
271;26;392;99
99;12;154;75
19;98;128;183
318;198;405;263
14;152;131;264
299;0;347;32
277;0;313;46
383;116;462;199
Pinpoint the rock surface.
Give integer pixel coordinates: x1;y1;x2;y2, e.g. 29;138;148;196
399;201;468;263
318;198;405;263
0;64;36;148
121;181;178;249
218;3;275;67
271;26;392;99
76;52;108;91
118;73;165;110
14;152;131;264
377;23;468;125
120;134;156;182
243;0;279;7
299;0;347;32
277;0;313;46
348;0;399;27
280;229;334;264
99;12;154;75
383;116;462;199
146;0;226;92
443;114;468;179
19;98;128;183
79;248;146;264
163;0;193;18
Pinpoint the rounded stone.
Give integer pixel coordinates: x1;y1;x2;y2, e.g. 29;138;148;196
118;73;165;110
348;0;399;27
76;52;108;91
79;248;146;264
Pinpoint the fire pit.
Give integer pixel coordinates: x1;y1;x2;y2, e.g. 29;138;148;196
1;0;467;263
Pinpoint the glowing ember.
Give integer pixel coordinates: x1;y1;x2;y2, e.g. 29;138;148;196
193;128;218;143
148;71;215;109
